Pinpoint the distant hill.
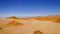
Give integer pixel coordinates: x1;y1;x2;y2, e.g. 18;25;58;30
6;16;20;19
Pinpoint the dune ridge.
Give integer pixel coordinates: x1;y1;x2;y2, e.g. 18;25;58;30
5;14;60;22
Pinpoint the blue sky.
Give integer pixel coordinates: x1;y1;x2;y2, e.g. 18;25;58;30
0;0;60;17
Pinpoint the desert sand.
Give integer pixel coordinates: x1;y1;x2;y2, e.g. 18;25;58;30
0;15;60;34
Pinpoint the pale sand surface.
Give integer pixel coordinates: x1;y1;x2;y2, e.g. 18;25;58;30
0;19;60;34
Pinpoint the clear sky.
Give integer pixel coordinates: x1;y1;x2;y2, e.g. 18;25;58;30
0;0;60;17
